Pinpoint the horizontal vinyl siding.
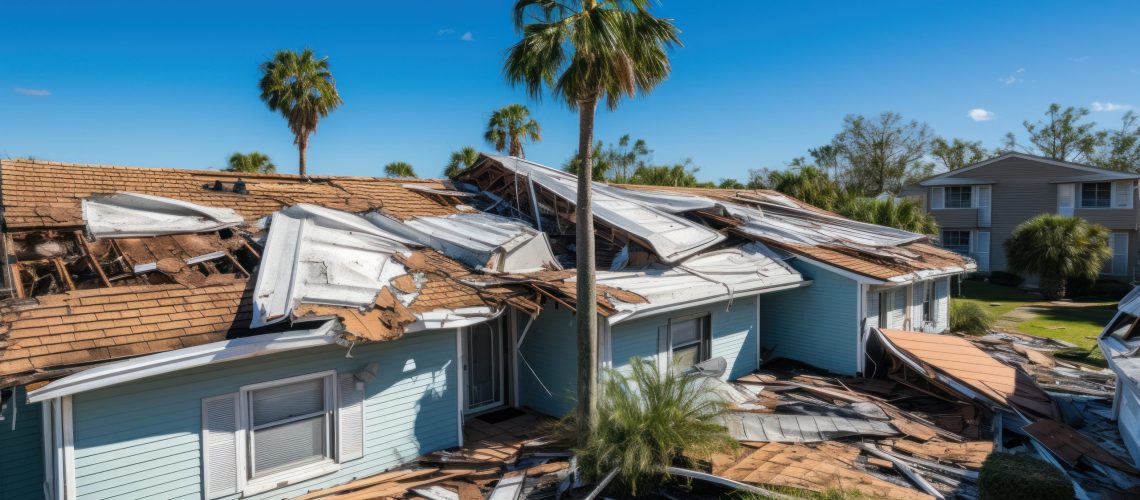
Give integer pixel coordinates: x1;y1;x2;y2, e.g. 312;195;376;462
760;260;859;375
0;387;45;500
930;207;978;228
611;296;759;381
1075;208;1138;230
71;329;459;500
517;306;577;418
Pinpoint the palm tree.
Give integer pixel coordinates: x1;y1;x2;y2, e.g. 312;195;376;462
258;48;343;176
383;161;417;178
484;104;542;157
505;0;681;439
445;146;480;177
1004;214;1111;299
766;165;846;211
224;152;276;173
837;196;938;234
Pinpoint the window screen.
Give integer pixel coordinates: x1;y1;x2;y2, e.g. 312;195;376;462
670;316;709;369
1081;182;1112;208
945;187;972;208
248;377;331;477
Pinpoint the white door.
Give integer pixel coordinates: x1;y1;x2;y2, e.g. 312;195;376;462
465;319;505;413
1057;183;1075;216
975;185;992;227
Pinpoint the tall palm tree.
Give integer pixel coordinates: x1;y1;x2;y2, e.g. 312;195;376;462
1004;214;1111;299
445;146;480;177
259;48;343;176
505;0;681;438
484;104;542;157
224;151;276;173
383;161;417;178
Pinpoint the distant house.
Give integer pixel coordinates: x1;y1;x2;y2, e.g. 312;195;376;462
903;153;1140;280
0;157;971;499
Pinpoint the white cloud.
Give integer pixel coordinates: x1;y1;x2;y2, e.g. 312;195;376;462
460;31;474;42
998;67;1025;85
1091;101;1132;112
1072;55;1090;63
13;87;50;97
968;108;996;121
436;28;454;36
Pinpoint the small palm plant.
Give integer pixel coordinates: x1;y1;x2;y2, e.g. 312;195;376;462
383;161;417;178
1004;214;1111;298
560;357;734;495
445;146;480;177
484;104;542;158
225;152;276;173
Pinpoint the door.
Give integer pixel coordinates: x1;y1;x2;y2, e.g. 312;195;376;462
465;319;504;413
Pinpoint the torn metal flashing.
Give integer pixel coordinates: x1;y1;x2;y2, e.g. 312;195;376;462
82;192;245;238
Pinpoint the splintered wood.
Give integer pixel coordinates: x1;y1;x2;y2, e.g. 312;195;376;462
712;442;933;500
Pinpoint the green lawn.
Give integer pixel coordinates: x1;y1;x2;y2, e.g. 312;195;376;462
954;280;1116;367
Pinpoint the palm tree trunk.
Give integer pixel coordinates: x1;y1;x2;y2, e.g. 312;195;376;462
575;97;599;443
298;136;308;176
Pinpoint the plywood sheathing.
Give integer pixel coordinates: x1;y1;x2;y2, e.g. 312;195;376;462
0;281;251;387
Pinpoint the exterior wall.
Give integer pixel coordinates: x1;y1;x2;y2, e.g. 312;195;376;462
761;260;859;375
929;208;978;228
610;296;759;381
68;329;459;500
0;387;45;500
925;156;1140;277
516;305;577;418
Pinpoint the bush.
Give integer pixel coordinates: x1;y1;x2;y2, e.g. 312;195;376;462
950;300;994;335
561;357;735;495
986;271;1023;288
978;453;1072;500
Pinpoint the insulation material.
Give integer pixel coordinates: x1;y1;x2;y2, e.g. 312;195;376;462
252;204;416;328
476;155;725;263
366;212;561;274
589;242;804;323
82;192;245;237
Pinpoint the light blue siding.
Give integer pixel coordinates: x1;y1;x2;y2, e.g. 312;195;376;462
0;387;45;500
516;306;577;417
611;296;759;381
70;329;459;500
761;260;859;375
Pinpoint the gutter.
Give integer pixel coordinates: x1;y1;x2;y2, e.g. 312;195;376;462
28;321;338;402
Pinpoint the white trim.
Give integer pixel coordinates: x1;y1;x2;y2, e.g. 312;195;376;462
755;295;762;369
856;284;865;374
607;280;812;325
62;396;75;500
920;152;1140;184
42;400;55;500
28;322;339;403
455;328;464;447
509;309;520;407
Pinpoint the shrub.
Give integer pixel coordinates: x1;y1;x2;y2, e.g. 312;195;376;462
1004;214;1111;299
978;452;1072;500
561;357;735;495
950;300;994;335
986;271;1023;288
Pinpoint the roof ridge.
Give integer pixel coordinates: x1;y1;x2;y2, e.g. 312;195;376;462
0;159;448;183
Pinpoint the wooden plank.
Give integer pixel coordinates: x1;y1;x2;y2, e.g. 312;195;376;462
74;231;112;287
295;468;438;499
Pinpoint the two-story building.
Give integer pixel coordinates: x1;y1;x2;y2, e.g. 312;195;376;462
905;153;1140;281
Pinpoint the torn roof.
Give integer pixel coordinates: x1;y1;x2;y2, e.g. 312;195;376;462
456;155;726;264
82;192;246;238
613;184;974;282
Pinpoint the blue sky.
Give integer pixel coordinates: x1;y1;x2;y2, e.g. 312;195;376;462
2;1;1139;181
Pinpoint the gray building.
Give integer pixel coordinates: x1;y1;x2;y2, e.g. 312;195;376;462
905;153;1139;281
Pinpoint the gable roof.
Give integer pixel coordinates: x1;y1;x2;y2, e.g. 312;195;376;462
917;152;1140;186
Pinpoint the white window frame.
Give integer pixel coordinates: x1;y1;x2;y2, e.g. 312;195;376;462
238;371;340;496
667;313;711;368
1080;182;1113;209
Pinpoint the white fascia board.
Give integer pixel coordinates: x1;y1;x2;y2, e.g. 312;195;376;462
885;265;975;285
28;321;338;403
405;307;503;332
920;152;1133;184
607;279;812;325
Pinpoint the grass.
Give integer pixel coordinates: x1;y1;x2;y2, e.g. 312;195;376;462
955;280;1116;367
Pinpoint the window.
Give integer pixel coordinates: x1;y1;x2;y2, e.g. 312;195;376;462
922;282;935;323
1081;182;1112;208
941;230;971;254
945;186;972;208
669;315;711;370
246;375;334;478
1107;313;1139;343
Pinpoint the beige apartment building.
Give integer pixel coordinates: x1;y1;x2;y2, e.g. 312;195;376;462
905;153;1139;281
